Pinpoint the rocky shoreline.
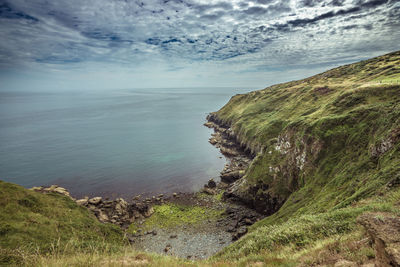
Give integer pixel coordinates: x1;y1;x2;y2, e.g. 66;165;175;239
205;112;286;216
204;114;252;185
29;115;267;259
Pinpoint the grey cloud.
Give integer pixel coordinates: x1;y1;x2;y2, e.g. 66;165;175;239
191;2;233;13
0;2;39;22
356;0;390;8
249;0;274;4
299;0;320;7
243;2;291;16
200;11;226;21
0;0;398;74
244;6;269;15
329;0;346;6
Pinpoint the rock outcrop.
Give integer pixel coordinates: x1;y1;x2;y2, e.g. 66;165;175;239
78;197;154;227
370;128;400;159
205;113;286;215
30;185;72;198
31;185;154;228
358;213;400;267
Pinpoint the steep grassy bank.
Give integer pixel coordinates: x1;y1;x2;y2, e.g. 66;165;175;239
0;181;125;265
209;51;400;263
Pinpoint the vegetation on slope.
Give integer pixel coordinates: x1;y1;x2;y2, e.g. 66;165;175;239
210;50;400;263
0;181;125;265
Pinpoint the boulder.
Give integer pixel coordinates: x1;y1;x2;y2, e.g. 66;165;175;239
88;197;102;205
76;197;89;206
144;206;154;218
164;244;171;253
29;186;43;191
203;121;215;128
202;187;216;195
220;147;239;157
207;179;217;188
52;186;70;197
220;170;245;183
37;185;72;198
98;210;109;222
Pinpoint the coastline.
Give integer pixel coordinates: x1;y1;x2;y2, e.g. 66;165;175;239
28;114;265;259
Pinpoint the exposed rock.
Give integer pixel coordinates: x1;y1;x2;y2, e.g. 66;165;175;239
52;187;70;197
206;112;283;216
232;226;247;241
75;195;155;227
243;218;253;225
164;244;172;253
220;147;239;157
220;170;245;183
144;206;154;218
30;184;158;228
32;185;72;198
370;128;400;158
202;187;216;195
203;121;215;128
114;198;128;215
358;212;400;267
223;178;284;215
98;210;109;222
76;197;89;206
207;179;217;188
88;197;102;205
29;186;43;191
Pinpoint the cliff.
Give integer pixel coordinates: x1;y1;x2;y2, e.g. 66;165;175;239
210;51;400;264
209;50;400;218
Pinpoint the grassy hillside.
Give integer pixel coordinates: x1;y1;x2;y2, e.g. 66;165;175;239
210;51;400;263
213;50;399;211
0;181;125;265
1;51;399;266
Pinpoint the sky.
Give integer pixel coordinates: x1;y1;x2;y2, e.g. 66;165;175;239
0;0;399;90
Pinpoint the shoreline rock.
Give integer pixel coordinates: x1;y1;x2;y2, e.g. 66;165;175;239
205;112;286;215
31;185;155;228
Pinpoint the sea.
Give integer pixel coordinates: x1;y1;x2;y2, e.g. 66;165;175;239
0;87;251;198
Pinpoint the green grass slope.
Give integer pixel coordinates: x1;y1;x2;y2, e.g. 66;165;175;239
211;51;400;263
0;181;125;265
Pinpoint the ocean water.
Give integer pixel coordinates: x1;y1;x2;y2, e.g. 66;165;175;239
0;87;250;198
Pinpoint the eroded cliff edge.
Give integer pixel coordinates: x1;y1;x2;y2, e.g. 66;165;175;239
206;51;400;222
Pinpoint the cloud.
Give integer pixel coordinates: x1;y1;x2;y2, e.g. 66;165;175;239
0;2;39;22
0;0;398;89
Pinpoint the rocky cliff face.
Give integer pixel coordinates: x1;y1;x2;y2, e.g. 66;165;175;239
207;51;400;219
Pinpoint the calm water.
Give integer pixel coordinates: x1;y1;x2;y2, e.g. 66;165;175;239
0;87;250;198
